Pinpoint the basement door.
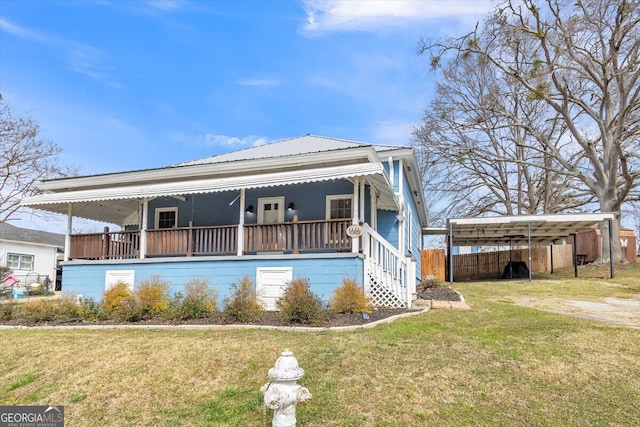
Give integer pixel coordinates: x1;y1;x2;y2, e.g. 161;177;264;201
256;267;292;311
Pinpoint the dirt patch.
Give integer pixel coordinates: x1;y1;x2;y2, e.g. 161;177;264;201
505;295;640;328
416;285;462;301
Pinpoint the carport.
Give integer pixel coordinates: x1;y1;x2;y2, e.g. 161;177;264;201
426;213;616;282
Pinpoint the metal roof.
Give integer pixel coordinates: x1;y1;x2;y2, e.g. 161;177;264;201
22;163;398;225
444;213;616;247
175;134;404;166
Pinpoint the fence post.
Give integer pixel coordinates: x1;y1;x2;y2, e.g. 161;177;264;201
101;227;110;260
292;215;300;254
187;221;194;257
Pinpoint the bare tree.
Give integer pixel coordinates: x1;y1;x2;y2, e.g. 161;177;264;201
0;97;73;224
413;46;591;225
419;0;640;262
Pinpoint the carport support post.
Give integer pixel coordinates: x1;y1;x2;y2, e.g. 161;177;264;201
608;218;615;279
571;233;578;278
528;222;532;281
448;220;454;283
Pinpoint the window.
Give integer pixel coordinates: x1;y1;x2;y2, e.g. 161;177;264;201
155;207;178;229
7;253;34;270
326;195;353;220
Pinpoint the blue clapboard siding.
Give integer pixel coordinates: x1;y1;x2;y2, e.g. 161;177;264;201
146;180;367;228
61;254;363;307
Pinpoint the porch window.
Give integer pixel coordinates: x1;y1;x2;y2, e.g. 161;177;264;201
155;207;178;229
326;195;353;220
7;253;34;270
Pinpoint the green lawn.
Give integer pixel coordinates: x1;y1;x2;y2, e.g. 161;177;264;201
1;263;639;426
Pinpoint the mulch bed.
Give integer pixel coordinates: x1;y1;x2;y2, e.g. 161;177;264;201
0;286;462;328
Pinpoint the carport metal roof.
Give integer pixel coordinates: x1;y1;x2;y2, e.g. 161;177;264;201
445;213;615;246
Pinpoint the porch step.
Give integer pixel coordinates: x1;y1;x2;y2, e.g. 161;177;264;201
411;298;431;309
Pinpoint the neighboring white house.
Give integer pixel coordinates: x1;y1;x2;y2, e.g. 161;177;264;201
0;222;65;291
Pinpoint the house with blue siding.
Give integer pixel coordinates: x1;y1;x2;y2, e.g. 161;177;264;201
21;135;428;309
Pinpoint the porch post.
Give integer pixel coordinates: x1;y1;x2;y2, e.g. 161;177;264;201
64;204;73;261
352;178;360;253
359;178;365;222
370;188;377;231
237;189;245;256
140;199;148;259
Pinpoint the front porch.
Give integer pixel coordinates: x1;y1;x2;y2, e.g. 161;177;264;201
65;220;417;308
69;218;353;260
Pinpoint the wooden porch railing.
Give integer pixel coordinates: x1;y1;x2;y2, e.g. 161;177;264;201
146;223;238;257
243;219;351;253
70;227;140;260
69;219;352;260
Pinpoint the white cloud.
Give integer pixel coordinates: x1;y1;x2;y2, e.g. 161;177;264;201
0;18;48;42
0;18;120;88
199;134;270;149
236;78;279;87
371;119;418;146
300;0;493;35
144;0;187;11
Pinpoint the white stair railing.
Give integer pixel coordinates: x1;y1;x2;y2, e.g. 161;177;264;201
362;224;414;308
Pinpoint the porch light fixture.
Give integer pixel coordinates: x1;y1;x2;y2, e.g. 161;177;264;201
246;205;254;213
287;202;295;211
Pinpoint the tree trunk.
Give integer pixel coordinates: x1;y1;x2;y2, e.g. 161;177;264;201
597;201;626;263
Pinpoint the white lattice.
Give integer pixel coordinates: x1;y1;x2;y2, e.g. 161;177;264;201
367;274;407;308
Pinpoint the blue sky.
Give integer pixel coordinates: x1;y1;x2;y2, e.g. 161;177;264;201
1;0;493;231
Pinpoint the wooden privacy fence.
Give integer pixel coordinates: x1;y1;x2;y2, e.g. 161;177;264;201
448;245;575;281
422;245;576;282
421;249;446;281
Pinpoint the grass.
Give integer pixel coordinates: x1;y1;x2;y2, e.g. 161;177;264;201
1;263;639;426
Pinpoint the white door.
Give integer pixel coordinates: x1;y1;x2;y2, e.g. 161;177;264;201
258;196;285;224
256;267;292;311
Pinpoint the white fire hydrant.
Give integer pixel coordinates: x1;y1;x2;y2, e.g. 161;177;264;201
261;349;312;427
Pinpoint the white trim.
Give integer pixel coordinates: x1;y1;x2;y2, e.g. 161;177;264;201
23;163;399;225
325;194;354;220
154;207;178;229
407;209;413;253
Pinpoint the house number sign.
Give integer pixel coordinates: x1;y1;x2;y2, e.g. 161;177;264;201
346;224;363;238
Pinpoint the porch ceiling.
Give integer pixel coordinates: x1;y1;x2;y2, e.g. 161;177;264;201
22;163;398;225
445;213;615;247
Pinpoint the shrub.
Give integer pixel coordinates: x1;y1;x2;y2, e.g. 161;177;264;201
223;276;263;323
78;297;108;321
420;276;444;289
13;297;82;324
102;282;139;321
329;278;372;314
0;301;14;321
276;277;325;325
135;276;170;318
14;300;56;323
171;278;217;320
